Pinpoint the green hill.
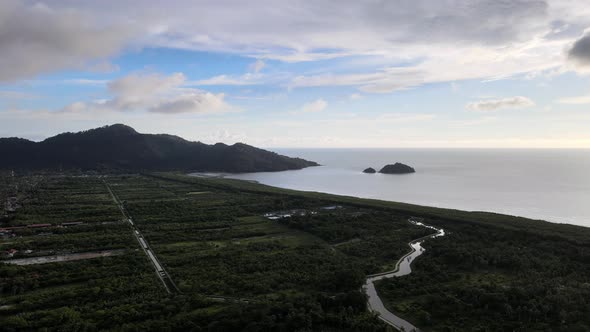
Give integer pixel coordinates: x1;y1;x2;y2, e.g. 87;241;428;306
0;124;318;172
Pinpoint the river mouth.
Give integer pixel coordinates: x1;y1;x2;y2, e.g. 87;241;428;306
364;218;445;331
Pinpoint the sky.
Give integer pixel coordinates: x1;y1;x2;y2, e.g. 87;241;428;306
2;0;590;148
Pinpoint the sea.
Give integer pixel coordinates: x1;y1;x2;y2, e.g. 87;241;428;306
222;149;590;228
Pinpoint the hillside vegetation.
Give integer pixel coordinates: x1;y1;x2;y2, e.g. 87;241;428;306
0;125;318;172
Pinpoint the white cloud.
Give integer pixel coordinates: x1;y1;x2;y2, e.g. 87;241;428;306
249;59;266;73
61;72;233;114
148;92;229;114
0;91;38;100
288;39;571;93
558;94;590;104
62;102;88;113
349;93;363;100
125;0;551;56
450;116;497;127
466;96;536;111
0;0;133;82
301;99;327;113
4;0;590;89
189;73;268;86
204;129;248;143
62;79;109;86
106;72;186;110
290;67;424;93
258;51;354;63
375;113;436;123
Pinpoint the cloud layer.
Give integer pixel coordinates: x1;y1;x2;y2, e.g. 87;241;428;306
3;0;590;83
558;94;590;104
0;0;132;82
63;72;232;114
466;96;535;111
300;99;328;113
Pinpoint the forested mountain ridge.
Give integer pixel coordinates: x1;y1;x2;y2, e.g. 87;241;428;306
0;124;319;172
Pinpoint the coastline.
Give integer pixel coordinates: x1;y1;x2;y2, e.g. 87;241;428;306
187;172;589;230
213;148;590;227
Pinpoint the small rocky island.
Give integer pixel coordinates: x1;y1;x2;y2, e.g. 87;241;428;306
362;167;377;174
378;163;415;174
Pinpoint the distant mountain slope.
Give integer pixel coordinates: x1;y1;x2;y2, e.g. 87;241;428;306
0;124;319;172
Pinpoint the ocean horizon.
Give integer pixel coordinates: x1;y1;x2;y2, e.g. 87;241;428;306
223;148;590;228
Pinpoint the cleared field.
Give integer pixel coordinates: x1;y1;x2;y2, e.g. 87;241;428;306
3;249;126;265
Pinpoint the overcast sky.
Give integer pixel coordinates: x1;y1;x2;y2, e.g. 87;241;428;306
2;0;590;147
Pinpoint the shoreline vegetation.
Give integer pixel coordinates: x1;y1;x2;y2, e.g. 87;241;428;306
199;170;586;229
191;171;585;231
1;172;589;331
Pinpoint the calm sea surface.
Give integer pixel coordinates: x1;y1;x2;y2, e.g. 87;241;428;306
223;149;590;228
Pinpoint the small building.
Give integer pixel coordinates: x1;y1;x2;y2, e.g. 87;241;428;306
320;205;342;211
6;249;18;257
5;197;20;213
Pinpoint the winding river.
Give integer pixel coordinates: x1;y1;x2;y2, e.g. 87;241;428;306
363;218;445;332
